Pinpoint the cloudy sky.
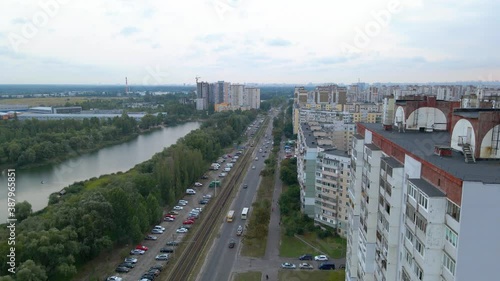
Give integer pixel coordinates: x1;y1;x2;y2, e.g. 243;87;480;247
0;0;498;84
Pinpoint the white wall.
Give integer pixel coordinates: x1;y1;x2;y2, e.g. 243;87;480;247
480;125;500;158
456;181;500;281
450;119;476;151
404;154;421;179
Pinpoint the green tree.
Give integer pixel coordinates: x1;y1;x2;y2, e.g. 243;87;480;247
15;201;32;222
16;260;48;281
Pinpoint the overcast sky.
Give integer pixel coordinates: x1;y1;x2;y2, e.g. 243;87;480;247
0;0;498;85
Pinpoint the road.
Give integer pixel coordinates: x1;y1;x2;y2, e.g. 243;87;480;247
198;116;275;281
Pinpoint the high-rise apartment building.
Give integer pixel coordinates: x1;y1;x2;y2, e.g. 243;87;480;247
346;96;500;281
196;81;259;111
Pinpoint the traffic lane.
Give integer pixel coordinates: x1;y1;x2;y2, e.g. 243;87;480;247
234;256;347;272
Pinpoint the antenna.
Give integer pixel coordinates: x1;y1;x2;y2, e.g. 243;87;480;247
125;77;129;93
195;76;201;83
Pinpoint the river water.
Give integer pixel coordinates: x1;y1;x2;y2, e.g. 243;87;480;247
0;122;200;221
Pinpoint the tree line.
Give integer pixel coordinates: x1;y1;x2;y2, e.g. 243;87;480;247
0;110;257;280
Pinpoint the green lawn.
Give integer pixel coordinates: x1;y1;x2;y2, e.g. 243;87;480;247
279;232;347;259
233;271;262;281
278;270;345;281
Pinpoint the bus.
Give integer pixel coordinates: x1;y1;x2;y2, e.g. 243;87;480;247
226;210;235;222
241;208;249;220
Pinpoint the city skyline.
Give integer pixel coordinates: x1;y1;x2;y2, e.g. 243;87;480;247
0;0;498;84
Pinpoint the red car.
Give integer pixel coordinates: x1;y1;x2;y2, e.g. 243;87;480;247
165;214;176;219
187;216;197;221
136;245;148;251
183;220;195;225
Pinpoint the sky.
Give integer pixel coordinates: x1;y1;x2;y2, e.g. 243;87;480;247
0;0;498;85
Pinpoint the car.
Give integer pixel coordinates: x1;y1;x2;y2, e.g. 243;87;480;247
318;263;336;270
115;266;130;273
228;239;236;248
199;199;209;205
255;157;258;161
150;264;164;271
252;165;256;169
299;262;313;269
124;257;138;263
186;188;196;195
219;172;227;177
314;255;329;261
155;254;169;260
154;225;166;231
106;276;123;281
236;225;243;236
130;249;145;255
194;207;203;213
203;194;212;199
201;174;209;179
243;184;248;189
118;262;135;268
179;199;188;204
194;182;203;187
173;206;183;210
281;262;296;269
151;229;163;234
148;268;161;276
299;254;313;260
178;201;187;206
164;217;174;222
160;247;174;253
183;219;195;225
168;210;179;215
145;235;157;240
186;216;197;221
188;213;199;219
166;241;179;246
136;245;149;251
140;275;154;281
176;228;188;233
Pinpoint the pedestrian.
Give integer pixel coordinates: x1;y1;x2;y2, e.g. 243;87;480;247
266;274;269;280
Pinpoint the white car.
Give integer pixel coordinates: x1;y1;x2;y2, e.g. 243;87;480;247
130;249;145;255
194;182;203;187
154;225;165;231
299;263;314;269
179;199;188;204
194;207;203;213
314;255;329;261
186;189;196;195
151;229;163;234
155;254;170;260
178;201;187;206
173;206;183;210
106;276;123;281
281;262;296;269
219;173;227;177
176;228;188;233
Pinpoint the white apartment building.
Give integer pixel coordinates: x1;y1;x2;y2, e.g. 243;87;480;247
315;148;351;237
346;113;500;281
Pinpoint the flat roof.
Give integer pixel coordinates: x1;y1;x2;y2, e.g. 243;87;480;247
409;178;446;197
365;143;381;151
381;157;403;168
361;123;500;183
300;123;318;148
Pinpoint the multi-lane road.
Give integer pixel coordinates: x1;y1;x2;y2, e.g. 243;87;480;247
198;115;275;281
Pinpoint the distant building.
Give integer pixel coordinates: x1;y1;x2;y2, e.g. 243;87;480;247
53;106;82;114
28;106;52;114
16;112;157;121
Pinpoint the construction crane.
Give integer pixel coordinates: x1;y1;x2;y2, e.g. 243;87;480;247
195;76;201;83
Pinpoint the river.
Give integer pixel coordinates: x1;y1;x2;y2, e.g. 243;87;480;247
0;122;200;221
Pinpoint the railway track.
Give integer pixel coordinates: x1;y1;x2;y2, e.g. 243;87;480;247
166;117;269;281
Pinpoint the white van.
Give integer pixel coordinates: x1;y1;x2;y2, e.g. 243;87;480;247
186;189;196;195
226;163;234;168
224;167;231;172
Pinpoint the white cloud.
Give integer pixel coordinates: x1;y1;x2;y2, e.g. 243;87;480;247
0;0;497;84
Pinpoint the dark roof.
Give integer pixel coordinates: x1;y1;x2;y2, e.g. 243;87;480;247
300;123;318;148
365;143;381;151
353;134;364;139
381;157;403;168
361;123;500;183
323;148;350;158
409;178;445;197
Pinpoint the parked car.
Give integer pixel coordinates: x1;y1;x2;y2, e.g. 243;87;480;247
118;262;135;268
183;219;195;225
194;182;203;187
151;229;163;234
252;165;256;169
299;263;313;269
124;257;138;264
176;228;188;233
243;184;248;189
186;188;196;195
164;217;174;222
228;239;236;248
115;267;130;273
136;245;149;251
314;255;329;261
106;276;123;281
201;174;209;179
219;172;227;177
179;199;188;204
194;207;203;213
166;241;179;246
281;262;296;269
178;201;187;206
160;247;174;253
319;263;335;270
199;199;209;205
150;264;164;271
154;225;165;231
168;211;179;215
203;194;212;199
236;225;243;236
145;235;157;240
130;249;145;255
299;254;313;260
173;206;183;210
155;254;169;260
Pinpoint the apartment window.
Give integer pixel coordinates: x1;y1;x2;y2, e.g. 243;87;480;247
414;264;423;280
417;192;428;210
415;213;427;233
443;253;456;275
408;183;417;200
415;239;424;257
406;203;416;222
405;248;413;267
405;227;414;245
446;200;461;222
445;226;458;247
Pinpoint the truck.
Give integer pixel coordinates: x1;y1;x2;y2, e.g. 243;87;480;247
211;163;220;170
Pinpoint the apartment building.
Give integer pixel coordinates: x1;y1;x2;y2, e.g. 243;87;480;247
315;148;351;236
196;81;260;111
346;97;500;281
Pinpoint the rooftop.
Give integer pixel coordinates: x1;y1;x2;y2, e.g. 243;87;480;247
362;122;500;183
409;178;446;197
300;123;318;148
